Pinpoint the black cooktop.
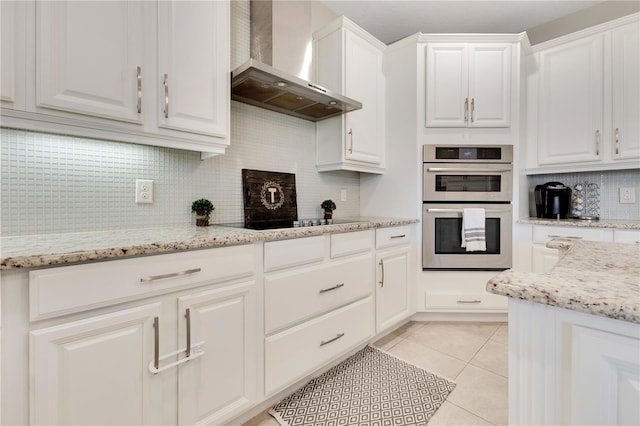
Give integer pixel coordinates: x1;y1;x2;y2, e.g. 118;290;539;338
214;218;365;231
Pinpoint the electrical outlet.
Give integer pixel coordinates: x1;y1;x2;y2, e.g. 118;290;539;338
619;187;635;204
341;188;347;202
136;179;154;204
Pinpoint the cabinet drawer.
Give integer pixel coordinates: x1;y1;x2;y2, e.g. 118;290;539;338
265;254;373;334
264;236;325;272
330;230;373;258
376;226;410;249
29;245;255;321
614;229;640;244
532;225;612;244
425;291;507;311
265;296;374;396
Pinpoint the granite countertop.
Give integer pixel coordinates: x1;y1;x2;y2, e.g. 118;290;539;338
519;217;640;230
0;217;418;270
487;239;640;324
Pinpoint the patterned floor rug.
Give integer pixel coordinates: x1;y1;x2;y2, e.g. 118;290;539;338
269;345;456;426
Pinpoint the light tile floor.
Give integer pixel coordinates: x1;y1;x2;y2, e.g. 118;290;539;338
243;321;508;426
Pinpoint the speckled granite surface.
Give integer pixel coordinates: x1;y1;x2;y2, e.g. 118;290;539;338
487;239;640;324
519;217;640;229
0;217;417;270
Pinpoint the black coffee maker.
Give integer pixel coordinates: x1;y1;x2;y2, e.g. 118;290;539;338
535;182;572;219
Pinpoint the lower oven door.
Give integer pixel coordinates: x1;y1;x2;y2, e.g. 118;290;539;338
423;203;512;270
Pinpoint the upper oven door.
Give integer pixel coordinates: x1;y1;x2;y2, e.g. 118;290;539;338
423;163;513;202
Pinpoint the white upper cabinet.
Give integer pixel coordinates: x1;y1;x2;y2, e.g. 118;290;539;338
1;0;230;157
37;1;145;123
528;14;640;172
314;16;386;174
536;34;604;165
1;0;27;111
157;1;229;138
426;43;512;128
611;20;640;161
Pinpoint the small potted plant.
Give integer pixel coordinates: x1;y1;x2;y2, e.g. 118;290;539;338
321;199;337;220
191;198;214;227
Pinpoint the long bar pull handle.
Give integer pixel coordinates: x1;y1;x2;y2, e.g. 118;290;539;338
136;66;142;114
427;167;513;174
140;268;201;283
348;128;353;153
320;332;345;347
464;98;469;123
185;308;191;358
615;128;620;155
153;317;159;371
379;260;384;287
319;283;345;294
426;208;511;214
390;234;406;239
595;129;600;156
470;98;475;123
163;74;169;118
457;300;481;304
548;235;583;240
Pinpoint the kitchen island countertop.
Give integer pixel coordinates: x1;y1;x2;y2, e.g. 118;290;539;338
519;217;640;229
487;238;640;324
0;217;417;270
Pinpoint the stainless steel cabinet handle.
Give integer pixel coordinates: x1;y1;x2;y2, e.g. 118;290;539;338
163;73;169;118
390;234;406;239
140;268;201;283
153;317;160;371
185;308;191;358
464;98;469;123
379;260;385;287
548;235;582;240
426;208;511;214
595;129;600;155
136;66;142;114
319;283;345;294
457;299;481;304
470;98;475;123
426;167;512;173
320;332;345;346
615;128;620;155
348;128;353;153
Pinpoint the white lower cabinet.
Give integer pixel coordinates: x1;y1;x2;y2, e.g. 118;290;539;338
30;303;164;425
531;245;560;273
15;244;257;426
376;247;410;333
262;231;376;396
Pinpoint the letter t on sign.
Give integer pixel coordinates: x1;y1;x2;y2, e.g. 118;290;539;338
268;187;277;203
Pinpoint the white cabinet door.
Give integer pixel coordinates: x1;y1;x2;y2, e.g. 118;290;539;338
425;43;468;127
567;324;640;425
425;43;511;128
344;30;383;164
177;281;256;425
157;1;229;139
30;303;163;425
531;245;559;273
612;21;640;161
376;247;411;333
537;34;604;165
314;17;385;174
1;0;26;111
36;1;144;123
468;44;511;127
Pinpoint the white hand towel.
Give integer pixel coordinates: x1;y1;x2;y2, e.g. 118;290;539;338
461;208;486;252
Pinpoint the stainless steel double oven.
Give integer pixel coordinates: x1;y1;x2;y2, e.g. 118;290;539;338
422;145;513;270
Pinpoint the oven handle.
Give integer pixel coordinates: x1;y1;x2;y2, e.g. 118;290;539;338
426;167;512;173
426;208;512;214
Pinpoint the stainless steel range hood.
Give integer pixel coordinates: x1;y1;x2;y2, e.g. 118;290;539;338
231;0;362;122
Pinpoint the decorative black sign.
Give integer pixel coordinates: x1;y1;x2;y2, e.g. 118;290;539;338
242;169;298;229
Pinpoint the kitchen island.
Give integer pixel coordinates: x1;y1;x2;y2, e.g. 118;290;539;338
487;239;640;425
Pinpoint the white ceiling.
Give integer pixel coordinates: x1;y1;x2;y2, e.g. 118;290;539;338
319;0;606;44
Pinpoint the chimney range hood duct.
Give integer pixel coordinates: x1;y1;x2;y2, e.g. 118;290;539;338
231;1;362;122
